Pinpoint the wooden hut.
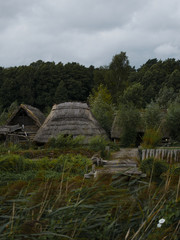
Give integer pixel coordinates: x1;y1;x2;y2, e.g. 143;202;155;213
111;115;144;146
6;104;45;141
0;124;23;143
34;102;107;143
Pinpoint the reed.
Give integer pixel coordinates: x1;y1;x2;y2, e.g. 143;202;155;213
0;153;179;239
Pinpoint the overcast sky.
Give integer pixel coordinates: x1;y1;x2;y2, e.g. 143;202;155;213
0;0;180;68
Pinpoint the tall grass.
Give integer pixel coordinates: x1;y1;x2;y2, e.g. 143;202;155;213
0;166;179;239
141;128;162;148
0;146;179;240
0;154;91;177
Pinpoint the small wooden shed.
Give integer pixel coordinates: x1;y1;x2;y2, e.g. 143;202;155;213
0;124;23;143
6;104;45;141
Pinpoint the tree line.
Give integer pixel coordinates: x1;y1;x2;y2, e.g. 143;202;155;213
0;60;94;112
0;52;180;144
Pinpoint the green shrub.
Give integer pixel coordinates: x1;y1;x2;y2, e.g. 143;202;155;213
141;128;162;148
140;157;168;178
34;157;62;171
89;135;109;158
57;154;91;175
108;141;120;151
0;154;27;173
0;170;37;182
36;154;91;175
165;102;180;141
0;143;21;154
143;101;162;129
47;134;85;148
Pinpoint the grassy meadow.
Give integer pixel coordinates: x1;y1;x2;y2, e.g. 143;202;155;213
0;140;179;240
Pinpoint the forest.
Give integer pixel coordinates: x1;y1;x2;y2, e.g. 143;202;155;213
0;52;180;146
0;53;180;112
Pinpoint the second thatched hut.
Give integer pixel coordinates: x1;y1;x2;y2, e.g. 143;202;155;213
0;104;45;143
34;102;107;143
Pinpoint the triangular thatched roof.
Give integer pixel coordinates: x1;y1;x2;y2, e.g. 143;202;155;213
34;102;107;143
7;104;45;127
111;113;145;139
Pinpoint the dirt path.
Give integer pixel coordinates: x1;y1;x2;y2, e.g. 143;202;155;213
96;148;142;176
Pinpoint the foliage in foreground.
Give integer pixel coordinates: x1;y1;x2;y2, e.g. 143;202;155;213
140;157;169;179
0;154;91;176
88;135;110;158
47;134;85;149
0;171;179;240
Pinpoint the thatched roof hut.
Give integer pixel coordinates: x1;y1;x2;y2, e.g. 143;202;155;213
6;104;45;141
111;114;144;146
7;104;45;127
34;102;107;143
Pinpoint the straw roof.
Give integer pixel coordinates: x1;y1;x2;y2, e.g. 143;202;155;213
7;104;45;127
34;102;107;143
111;113;145;139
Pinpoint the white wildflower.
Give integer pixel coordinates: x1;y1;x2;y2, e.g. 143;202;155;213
157;223;162;228
159;218;165;224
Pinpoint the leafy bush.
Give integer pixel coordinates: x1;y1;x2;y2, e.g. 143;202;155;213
140;157;168;178
62;154;92;174
108;141;120;151
35;154;91;175
0;143;21;154
141;128;162;148
0;170;37;182
89;135;109;158
122;82;144;108
47;134;85;148
143;101;162;129
165;102;180;141
0;154;29;173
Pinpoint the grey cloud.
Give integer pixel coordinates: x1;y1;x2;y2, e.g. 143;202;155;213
0;0;180;68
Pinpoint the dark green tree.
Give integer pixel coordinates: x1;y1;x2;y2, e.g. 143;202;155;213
143;101;162;129
54;80;68;103
106;52;131;102
165;102;180;141
166;69;180;91
121;83;144;108
116;104;141;147
156;86;176;108
88;85;114;135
